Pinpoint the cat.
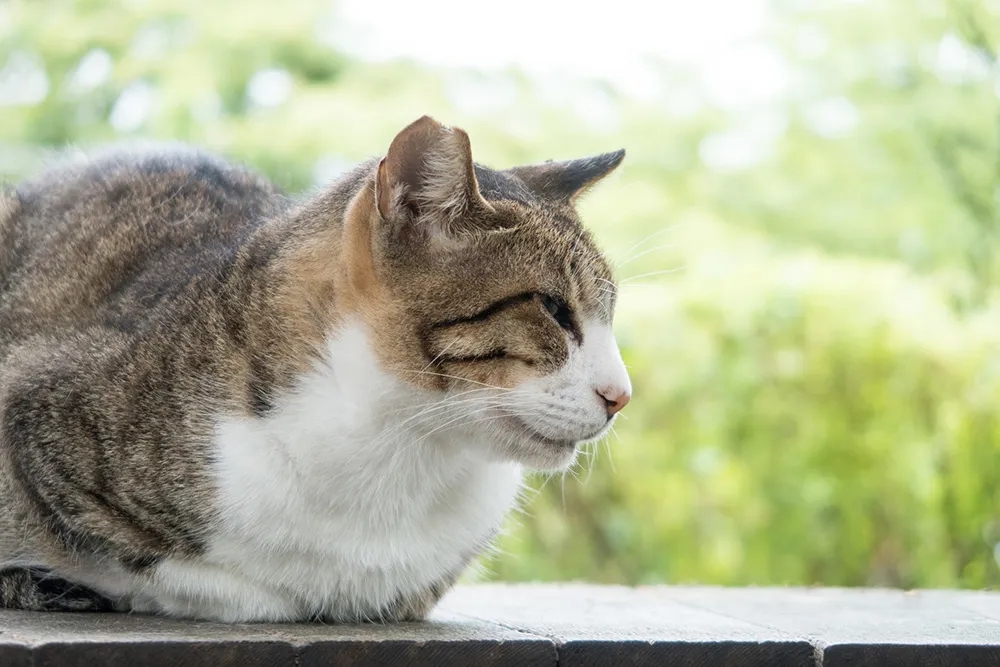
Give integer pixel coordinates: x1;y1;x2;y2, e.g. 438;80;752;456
0;116;631;622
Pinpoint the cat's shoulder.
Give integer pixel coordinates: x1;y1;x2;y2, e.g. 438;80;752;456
15;142;279;203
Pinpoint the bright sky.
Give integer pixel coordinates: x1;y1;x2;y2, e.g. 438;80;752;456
328;0;800;170
0;0;807;173
331;0;789;109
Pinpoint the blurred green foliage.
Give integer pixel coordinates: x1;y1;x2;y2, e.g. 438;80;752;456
1;0;998;589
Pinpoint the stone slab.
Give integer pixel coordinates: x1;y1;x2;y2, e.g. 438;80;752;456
278;612;556;667
1;585;999;666
661;586;1000;667
926;589;1000;624
0;609;555;667
0;611;292;667
438;584;815;667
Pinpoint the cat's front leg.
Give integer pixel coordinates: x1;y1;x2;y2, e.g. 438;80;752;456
374;569;463;623
0;566;117;612
147;557;304;622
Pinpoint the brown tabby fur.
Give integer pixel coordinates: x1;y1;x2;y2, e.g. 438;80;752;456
0;117;623;615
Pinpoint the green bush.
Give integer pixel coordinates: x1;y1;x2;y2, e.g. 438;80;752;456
486;231;1000;588
2;0;998;589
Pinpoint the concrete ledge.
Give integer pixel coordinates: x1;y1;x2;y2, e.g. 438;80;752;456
1;584;999;666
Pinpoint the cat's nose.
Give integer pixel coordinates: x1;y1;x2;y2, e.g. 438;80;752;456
597;386;631;418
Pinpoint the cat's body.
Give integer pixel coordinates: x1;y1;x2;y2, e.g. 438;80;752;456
0;117;630;622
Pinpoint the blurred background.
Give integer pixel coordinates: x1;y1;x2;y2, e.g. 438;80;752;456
2;0;999;589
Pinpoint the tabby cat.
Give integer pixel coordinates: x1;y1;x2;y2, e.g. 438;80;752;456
0;116;631;622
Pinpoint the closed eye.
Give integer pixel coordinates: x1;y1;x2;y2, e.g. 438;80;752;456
431;293;535;329
428;290;581;342
437;349;508;364
539;294;575;332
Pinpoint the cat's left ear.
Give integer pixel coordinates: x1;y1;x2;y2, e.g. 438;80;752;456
505;150;625;203
375;116;492;239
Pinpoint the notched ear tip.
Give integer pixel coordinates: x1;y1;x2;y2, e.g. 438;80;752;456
508;148;627;203
589;149;626;177
605;148;626;168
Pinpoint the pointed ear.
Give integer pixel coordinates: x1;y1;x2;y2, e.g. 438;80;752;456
375;116;491;237
505;149;625;203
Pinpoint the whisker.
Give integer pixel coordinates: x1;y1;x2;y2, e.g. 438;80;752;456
583;441;597;484
385;391;539;453
393;368;514;392
613;223;686;264
618;282;675;289
596;277;617;289
383;386;502;417
615;242;676;270
560;469;567;511
373;393;538;449
419;337;461;373
606;426;619;472
621;265;687;284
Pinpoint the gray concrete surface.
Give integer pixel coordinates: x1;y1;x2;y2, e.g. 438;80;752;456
0;584;997;666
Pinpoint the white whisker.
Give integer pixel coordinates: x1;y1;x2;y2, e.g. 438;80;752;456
615;242;676;270
621;265;687;284
613;223;686;264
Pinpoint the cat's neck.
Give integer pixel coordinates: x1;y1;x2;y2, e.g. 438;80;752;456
210;312;524;539
222;159;383;390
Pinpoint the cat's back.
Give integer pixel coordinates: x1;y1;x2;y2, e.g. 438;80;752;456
0;145;287;348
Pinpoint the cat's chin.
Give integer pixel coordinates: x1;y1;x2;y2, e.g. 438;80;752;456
508;439;580;472
488;419;581;472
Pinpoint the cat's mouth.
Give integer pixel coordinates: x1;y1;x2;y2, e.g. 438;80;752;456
509;419;578;449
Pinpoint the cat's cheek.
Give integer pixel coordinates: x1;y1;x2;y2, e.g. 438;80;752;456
443;356;543;393
498;320;629;453
486;358;542;389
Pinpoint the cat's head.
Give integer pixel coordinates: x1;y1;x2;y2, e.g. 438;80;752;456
341;116;630;471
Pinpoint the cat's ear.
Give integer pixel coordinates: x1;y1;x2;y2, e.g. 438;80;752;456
375;116;491;238
506;150;625;203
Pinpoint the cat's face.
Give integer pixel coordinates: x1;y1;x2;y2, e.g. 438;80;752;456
343;116;631;470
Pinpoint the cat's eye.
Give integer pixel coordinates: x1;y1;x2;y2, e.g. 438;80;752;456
539;294;574;331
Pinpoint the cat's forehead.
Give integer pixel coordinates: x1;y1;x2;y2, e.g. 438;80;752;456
472;164;596;237
466;200;617;320
391;162;617;319
487;168;612;267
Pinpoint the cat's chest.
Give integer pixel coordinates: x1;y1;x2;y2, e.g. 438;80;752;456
212;411;520;572
151;327;523;621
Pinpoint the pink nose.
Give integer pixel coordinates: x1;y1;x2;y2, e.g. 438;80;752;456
597;387;631;417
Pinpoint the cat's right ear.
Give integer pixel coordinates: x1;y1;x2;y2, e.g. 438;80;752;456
506;150;625;204
375;116;491;242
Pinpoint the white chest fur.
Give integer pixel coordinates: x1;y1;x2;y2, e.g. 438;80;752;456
148;323;523;622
